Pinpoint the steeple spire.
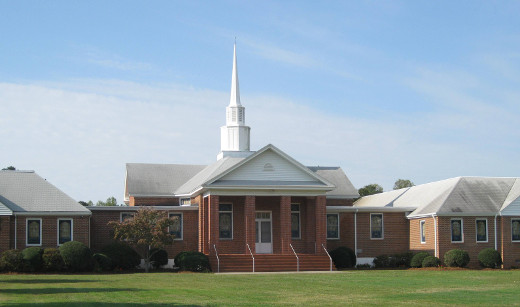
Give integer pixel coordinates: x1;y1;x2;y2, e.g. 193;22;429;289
229;43;241;107
218;43;253;160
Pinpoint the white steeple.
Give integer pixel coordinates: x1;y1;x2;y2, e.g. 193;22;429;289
218;43;253;160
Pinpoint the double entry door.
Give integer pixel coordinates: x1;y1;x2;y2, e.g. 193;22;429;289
255;211;272;254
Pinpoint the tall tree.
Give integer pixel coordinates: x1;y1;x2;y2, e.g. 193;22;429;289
96;196;118;206
393;179;415;190
108;207;175;272
2;166;16;170
358;184;383;197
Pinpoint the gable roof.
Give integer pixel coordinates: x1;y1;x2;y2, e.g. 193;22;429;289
500;178;520;215
0;170;90;215
353;176;519;218
308;167;359;198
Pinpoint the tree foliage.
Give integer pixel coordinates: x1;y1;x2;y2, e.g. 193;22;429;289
393;179;415;190
358;184;383;197
109;207;175;272
2;166;16;170
96;196;118;206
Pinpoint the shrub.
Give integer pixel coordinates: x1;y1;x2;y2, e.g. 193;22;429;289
373;254;397;268
22;247;44;272
150;249;168;269
444;249;470;268
101;242;141;270
394;252;414;267
478;248;502;268
93;253;113;271
422;256;441;268
329;246;356;269
59;241;93;272
174;251;211;272
0;249;24;272
42;248;65;272
410;252;430;268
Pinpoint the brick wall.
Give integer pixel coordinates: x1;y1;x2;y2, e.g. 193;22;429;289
356;212;410;258
12;215;89;250
500;216;520;268
436;216;498;268
0;216;12;252
409;217;436;256
326;212;355;252
326;198;356;207
130;197;180;206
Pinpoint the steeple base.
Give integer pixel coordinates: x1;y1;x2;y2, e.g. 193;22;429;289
217;150;255;160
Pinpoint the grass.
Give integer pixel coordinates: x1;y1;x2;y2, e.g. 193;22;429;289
0;270;519;306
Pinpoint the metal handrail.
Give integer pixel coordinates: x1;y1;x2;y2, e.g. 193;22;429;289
290;244;299;272
213;244;220;273
246;243;255;273
322;244;333;272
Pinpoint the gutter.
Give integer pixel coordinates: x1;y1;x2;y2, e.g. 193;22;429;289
13;211;91;216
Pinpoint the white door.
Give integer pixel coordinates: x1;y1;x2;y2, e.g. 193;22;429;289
255;211;272;254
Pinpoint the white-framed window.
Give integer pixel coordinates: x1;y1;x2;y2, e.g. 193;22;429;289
370;213;384;239
57;218;73;245
26;218;42;246
512;219;520;242
179;198;191;206
476;218;488;243
451;218;464;243
219;203;233;239
120;212;135;222
169;213;183;240
420;220;426;243
291;204;301;239
326;213;339;239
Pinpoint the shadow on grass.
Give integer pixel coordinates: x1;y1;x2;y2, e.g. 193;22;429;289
0;288;140;295
0;279;97;284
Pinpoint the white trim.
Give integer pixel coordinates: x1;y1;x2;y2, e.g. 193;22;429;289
291;203;301;240
26;218;42;246
354;210;358;256
255;210;273;253
326;213;340;240
475;218;488;243
179;198;191;206
89;206;198;211
370;213;384;240
14;211;90;216
420;220;426;244
433;215;438;257
57;218;74;246
450;218;464;243
219;203;233;240
120;212;135;222
328;206;414;213
512;219;520;242
168;212;183;241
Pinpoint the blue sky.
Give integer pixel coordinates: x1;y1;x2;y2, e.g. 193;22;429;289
1;1;519;203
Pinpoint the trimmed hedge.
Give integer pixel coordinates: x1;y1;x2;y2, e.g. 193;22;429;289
174;251;211;272
329;246;356;269
478;248;502;268
373;252;413;268
422;256;441;268
93;253;113;271
42;248;65;272
150;249;168;269
22;247;44;272
101;242;141;270
410;252;430;268
59;241;93;272
0;249;24;272
444;249;470;268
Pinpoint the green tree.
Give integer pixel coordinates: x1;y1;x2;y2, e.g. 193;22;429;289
393;179;415;190
108;207;175;272
96;197;118;206
358;184;383;197
2;166;16;170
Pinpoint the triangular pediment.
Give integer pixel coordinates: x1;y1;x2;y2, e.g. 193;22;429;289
206;144;334;189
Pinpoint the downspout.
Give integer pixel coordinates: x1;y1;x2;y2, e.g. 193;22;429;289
494;213;498;251
354;209;358;257
433;214;438;258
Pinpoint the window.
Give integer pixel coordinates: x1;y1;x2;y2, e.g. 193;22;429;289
27;219;42;246
420;220;426;243
120;212;135;222
291;204;300;239
370;213;383;239
169;213;183;240
326;214;339;239
58;219;73;245
451;219;463;242
179;198;191;206
512;219;520;242
219;204;233;239
476;219;488;242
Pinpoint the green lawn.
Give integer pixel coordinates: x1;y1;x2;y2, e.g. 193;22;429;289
0;270;519;306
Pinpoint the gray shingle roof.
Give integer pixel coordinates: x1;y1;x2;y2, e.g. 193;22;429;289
0;170;90;214
353;176;519;217
308;167;359;198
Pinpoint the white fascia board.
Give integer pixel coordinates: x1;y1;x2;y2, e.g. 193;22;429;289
87;206;199;211
129;194;176;198
327;206;414;213
204;189;328;197
326;195;360;200
407;212;498;219
14;211;92;216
